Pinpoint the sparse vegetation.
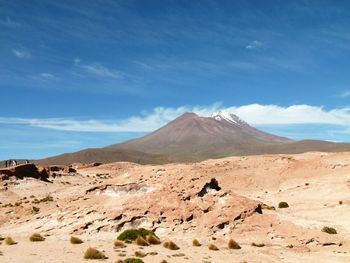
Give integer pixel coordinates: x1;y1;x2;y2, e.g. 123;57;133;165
322;226;337;234
83;247;107;259
278;202;289;208
114;240;126;248
4;237;17;245
228;239;241;249
117;228;158;242
163;241;180;250
70;236;83;244
146;234;161;244
32;195;54;204
29;233;45;242
287;244;294;248
192;239;201;247
339;201;343;205
208;243;219;251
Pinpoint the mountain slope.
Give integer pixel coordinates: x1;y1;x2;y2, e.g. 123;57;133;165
36;148;169;165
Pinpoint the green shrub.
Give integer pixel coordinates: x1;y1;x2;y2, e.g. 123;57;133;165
29;233;45;242
228;239;241;249
192;239;201;247
32;206;40;213
208;243;219;251
83;247;107;259
322;226;337;234
117;228;158;242
163;241;179;250
70;236;83;244
4;237;17;245
278;202;289;208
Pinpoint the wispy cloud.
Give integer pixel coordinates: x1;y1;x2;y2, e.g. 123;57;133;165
40;73;59;81
246;40;263;49
1;103;350;133
0;17;20;27
340;90;350;98
74;59;123;79
12;48;31;59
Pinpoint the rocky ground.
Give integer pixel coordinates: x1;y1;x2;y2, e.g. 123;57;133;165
0;152;349;262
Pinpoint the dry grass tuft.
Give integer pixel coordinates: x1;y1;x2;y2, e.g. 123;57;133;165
146;234;161;245
135;251;147;257
29;233;45;242
70;236;83;244
136;236;149;246
83;247;108;259
192;239;201;247
4;237;17;245
228;239;241;249
251;242;265;247
114;240;126;248
208;243;219;251
163;241;180;250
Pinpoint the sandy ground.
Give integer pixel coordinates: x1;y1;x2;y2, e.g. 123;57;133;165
1;152;350;262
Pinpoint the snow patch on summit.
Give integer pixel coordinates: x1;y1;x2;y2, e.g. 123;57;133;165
211;111;246;126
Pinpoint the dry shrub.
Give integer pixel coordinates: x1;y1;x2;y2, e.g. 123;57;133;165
322;226;337;234
251;242;265;247
83;247;107;259
163;241;179;250
5;237;17;245
228;239;241;249
135;251;146;257
278;202;289;208
29;233;45;242
208;243;219;250
70;236;83;244
136;236;149;246
114;240;126;248
192;239;201;247
146;234;161;244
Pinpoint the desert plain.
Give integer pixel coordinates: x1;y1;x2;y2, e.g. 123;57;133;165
0;151;349;262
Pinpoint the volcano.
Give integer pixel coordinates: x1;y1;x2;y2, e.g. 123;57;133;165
38;112;350;165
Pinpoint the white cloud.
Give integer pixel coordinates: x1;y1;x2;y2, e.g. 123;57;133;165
1;103;350;133
246;40;263;49
12;49;31;59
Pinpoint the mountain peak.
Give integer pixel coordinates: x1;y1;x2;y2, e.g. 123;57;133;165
211;111;246;126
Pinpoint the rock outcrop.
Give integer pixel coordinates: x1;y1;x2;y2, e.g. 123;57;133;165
0;164;49;181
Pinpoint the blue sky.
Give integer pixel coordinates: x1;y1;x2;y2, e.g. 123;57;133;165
1;0;350;160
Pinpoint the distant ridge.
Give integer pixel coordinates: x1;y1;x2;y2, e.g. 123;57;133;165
38;112;350;165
